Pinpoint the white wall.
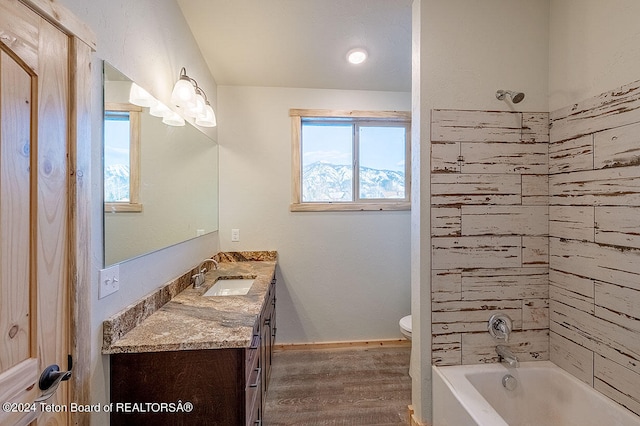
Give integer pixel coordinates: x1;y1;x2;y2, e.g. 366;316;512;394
421;0;549;113
414;0;550;422
57;0;219;423
549;0;640;111
218;86;411;344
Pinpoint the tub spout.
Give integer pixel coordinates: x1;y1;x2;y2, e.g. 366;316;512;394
496;345;519;368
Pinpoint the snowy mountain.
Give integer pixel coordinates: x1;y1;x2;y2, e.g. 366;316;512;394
104;164;130;202
302;162;405;202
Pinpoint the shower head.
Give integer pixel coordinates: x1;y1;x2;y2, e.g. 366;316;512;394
496;90;525;104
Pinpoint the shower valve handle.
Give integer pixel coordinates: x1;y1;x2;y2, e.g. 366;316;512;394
488;313;513;342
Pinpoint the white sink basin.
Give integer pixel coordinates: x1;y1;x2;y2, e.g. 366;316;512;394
203;278;255;297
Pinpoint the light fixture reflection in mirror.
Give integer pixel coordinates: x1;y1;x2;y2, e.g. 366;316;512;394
149;101;171;118
103;62;219;267
129;83;157;108
162;110;185;127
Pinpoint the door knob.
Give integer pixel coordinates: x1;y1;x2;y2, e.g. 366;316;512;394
35;363;72;402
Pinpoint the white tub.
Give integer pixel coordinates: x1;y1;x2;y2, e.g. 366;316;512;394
433;361;640;426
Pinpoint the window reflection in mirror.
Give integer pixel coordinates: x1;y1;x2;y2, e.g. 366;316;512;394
104;103;142;212
103;62;219;266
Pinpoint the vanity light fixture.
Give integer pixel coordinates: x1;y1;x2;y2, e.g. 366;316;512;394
184;88;205;118
347;48;368;65
171;68;196;108
171;68;217;127
196;101;217;128
129;83;158;108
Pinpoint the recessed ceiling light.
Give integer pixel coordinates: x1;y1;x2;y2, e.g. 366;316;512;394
347;48;368;65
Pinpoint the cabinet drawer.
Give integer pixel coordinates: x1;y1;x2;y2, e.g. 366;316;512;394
247;392;260;426
245;365;261;426
245;333;260;379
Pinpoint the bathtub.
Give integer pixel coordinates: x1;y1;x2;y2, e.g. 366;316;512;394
433;361;640;426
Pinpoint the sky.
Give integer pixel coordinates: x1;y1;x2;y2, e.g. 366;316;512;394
301;123;406;172
104;113;131;167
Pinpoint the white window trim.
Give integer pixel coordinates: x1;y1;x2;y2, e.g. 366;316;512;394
104;102;143;213
290;108;411;212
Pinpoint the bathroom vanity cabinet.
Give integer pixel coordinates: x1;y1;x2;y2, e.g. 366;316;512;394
109;277;276;425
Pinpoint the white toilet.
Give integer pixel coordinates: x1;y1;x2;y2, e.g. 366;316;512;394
399;315;413;377
399;315;412;340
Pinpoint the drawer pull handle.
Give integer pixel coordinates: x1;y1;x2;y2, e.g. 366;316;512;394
250;336;260;349
250;367;261;388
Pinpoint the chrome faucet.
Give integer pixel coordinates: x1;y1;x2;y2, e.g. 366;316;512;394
192;258;219;288
496;345;519;368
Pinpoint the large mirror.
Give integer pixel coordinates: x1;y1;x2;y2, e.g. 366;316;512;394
103;62;219;266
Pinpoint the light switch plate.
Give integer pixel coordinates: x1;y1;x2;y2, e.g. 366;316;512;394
99;264;120;299
231;228;240;242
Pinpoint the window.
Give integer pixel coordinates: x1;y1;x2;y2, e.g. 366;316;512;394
290;109;411;211
104;102;142;212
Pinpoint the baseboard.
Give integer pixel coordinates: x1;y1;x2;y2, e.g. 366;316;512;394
408;405;431;426
273;339;410;351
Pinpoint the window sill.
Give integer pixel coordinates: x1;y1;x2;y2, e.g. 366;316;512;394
290;202;410;212
104;202;143;213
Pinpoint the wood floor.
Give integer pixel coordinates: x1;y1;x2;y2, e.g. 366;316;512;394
263;343;412;425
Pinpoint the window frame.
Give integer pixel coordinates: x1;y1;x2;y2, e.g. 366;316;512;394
290;109;411;212
104;102;143;213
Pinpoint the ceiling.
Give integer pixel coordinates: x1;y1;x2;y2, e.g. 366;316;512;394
176;0;412;92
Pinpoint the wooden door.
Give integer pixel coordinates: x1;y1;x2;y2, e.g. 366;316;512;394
0;0;72;424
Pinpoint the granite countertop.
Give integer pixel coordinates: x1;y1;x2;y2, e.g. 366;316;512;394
103;252;277;354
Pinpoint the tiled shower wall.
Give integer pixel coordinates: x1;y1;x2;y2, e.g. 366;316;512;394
549;80;640;416
429;82;640;415
430;109;550;366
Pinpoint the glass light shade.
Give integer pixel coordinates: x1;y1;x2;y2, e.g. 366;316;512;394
162;110;185;126
149;101;171;118
185;92;206;118
194;92;206;114
129;83;158;107
171;78;196;107
195;104;217;127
